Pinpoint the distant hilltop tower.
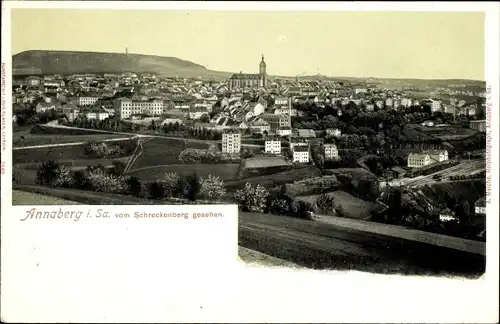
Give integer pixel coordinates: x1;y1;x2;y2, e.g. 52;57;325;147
126;47;128;55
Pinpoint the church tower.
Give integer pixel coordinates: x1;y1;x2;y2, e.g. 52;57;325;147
259;54;267;88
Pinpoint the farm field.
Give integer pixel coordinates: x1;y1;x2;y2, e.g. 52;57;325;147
13;133;130;147
225;166;320;190
130;137;208;169
295;190;383;220
128;163;241;182
12;190;82;205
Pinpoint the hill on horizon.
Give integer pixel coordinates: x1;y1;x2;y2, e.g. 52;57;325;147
12;50;233;80
12;50;485;85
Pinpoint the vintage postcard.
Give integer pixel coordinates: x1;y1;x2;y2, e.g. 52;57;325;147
1;1;499;323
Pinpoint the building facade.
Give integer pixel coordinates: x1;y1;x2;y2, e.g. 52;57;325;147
259;113;290;132
222;130;241;154
470;120;486;132
293;146;310;163
407;150;448;168
324;143;339;160
77;96;100;107
114;98;164;119
265;139;282;155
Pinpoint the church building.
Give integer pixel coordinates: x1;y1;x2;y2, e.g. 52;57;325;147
228;55;267;90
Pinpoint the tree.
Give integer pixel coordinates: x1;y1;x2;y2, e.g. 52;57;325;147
125;176;142;197
199;174;226;202
386;188;403;224
148;181;166;200
181;172;201;201
291;200;315;219
72;170;91;190
316;193;335;215
234;182;270;212
458;200;473;228
164;172;181;198
36;160;71;187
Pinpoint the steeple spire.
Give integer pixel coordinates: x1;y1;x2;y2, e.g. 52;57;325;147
262;54;264;61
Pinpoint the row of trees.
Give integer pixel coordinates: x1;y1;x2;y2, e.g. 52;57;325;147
33;159;324;220
178;148;239;164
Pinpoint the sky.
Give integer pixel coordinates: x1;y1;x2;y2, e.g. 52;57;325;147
11;9;485;80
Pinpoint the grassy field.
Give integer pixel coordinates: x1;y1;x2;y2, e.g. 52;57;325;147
12;190;82;205
243;156;291;169
130;137;208;169
238;211;484;276
296;190;382;220
225;166;321;190
13;138;135;164
13;133;130;147
403;125;437;141
128;163;241;182
13;144;93;164
416;125;478;141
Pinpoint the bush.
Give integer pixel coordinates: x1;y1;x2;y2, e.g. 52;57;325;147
72;170;92;190
86;168;127;193
199;174;226;202
291;200;315;220
316;193;336;214
84;141;125;158
269;199;291;215
234;182;270;212
36;160;72;188
148;181;166;200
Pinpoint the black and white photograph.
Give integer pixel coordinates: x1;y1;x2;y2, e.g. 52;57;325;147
8;8;489;276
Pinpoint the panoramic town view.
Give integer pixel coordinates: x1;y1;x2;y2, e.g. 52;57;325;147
10;10;487;276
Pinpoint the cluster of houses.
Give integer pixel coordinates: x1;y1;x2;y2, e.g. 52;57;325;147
221;127;339;164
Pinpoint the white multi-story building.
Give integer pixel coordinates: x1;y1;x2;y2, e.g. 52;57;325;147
274;97;289;106
276;128;292;137
265;139;282;155
430;99;442;113
222;130;241;154
114;98;164;119
85;111;110;121
407;150;448;168
77;96;99;106
274;107;298;116
323;143;339;160
293;146;310;163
